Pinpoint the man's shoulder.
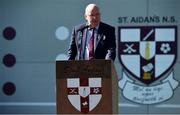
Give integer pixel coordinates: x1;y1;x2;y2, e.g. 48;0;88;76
100;22;115;31
100;22;115;29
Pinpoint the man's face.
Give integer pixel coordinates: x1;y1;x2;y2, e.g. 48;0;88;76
85;6;100;28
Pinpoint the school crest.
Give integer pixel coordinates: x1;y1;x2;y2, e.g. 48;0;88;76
118;26;177;84
118;26;179;104
67;77;102;113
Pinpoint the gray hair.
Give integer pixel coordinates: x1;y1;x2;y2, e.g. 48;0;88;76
84;3;100;15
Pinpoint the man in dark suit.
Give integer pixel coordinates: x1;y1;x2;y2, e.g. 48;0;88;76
67;3;116;61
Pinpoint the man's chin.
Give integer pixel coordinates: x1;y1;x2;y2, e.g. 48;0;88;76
90;23;99;28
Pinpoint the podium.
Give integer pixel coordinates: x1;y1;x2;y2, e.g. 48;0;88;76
56;59;118;114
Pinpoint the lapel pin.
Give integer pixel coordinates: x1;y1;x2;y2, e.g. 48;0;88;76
103;35;106;40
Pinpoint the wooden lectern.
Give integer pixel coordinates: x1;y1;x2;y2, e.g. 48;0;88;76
56;59;118;114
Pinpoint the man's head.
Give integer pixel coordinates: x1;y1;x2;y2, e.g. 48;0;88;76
84;3;101;28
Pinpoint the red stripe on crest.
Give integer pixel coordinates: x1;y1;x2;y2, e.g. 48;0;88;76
80;76;89;86
80;96;89;113
90;87;102;94
67;88;78;95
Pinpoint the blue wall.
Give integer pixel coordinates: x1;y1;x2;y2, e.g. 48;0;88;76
0;0;180;114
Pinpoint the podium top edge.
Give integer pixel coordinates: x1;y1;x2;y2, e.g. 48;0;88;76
56;59;112;62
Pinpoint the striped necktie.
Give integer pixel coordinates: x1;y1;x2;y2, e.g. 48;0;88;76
89;29;95;59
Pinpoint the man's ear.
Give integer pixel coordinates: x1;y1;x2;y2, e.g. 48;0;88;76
84;14;87;20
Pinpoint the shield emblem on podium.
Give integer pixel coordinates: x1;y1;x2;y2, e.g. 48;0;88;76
67;77;102;113
118;26;177;84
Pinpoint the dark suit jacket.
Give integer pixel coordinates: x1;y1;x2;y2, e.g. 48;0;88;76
67;22;116;61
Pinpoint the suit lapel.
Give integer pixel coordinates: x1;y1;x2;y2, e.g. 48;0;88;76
95;22;104;50
81;28;87;59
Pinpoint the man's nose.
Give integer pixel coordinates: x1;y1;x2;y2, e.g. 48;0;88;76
92;16;97;19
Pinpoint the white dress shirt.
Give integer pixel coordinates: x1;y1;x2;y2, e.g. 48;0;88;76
84;27;98;60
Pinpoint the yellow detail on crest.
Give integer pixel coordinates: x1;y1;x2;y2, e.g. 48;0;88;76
145;42;150;60
143;42;151;80
143;72;151;80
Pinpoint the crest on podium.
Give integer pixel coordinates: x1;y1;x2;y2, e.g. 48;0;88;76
67;77;102;113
